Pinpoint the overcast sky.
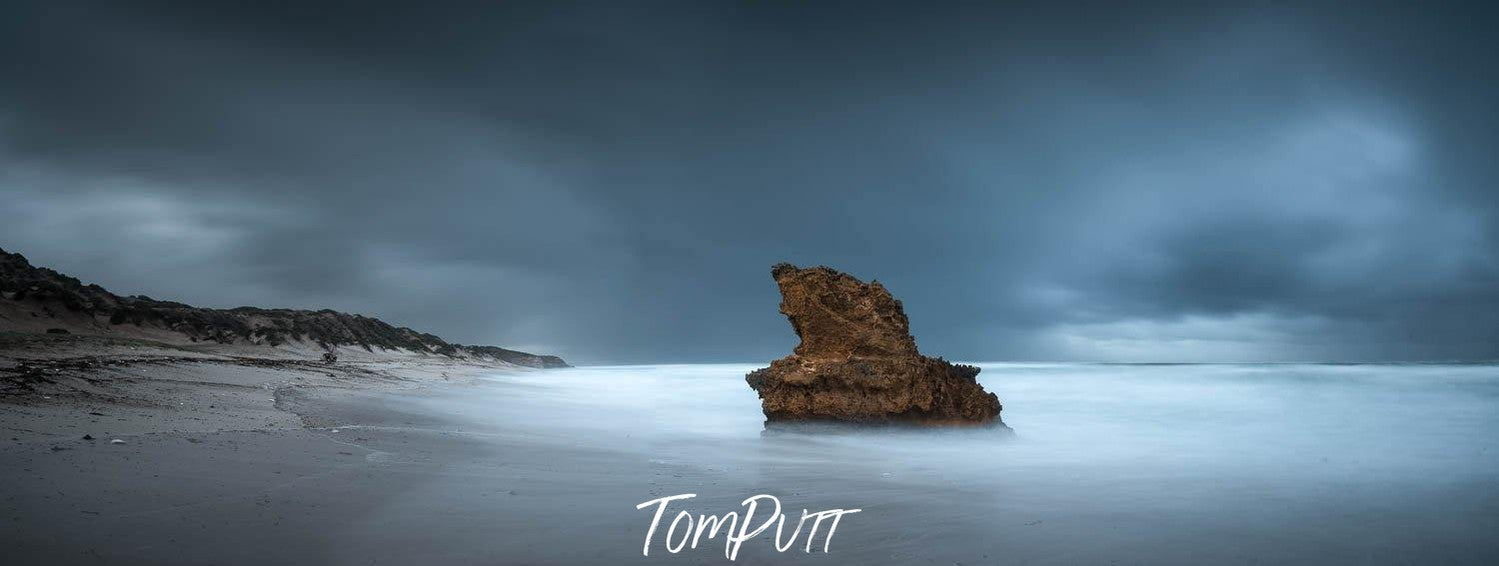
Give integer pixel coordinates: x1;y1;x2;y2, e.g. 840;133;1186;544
3;1;1498;363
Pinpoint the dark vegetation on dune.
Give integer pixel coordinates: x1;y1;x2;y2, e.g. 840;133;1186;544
0;248;567;368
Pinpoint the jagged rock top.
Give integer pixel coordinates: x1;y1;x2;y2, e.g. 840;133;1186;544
771;263;919;359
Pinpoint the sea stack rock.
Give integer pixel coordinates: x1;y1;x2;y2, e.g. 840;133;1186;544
746;263;1006;427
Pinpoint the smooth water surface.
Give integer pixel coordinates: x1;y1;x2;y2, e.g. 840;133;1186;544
375;362;1499;564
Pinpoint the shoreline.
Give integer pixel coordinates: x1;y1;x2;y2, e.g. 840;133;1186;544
1;333;525;443
5;350;1499;564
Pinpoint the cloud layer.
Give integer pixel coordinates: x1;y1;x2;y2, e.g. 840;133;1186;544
4;1;1498;362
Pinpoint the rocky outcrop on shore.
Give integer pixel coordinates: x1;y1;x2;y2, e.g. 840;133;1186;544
0;248;568;368
745;263;1004;426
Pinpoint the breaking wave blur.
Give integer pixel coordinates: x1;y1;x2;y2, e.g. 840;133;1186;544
399;362;1499;564
463;362;1499;476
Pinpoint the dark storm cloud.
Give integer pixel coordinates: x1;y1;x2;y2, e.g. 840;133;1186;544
3;1;1498;362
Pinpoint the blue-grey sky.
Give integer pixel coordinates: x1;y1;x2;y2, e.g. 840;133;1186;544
3;1;1498;363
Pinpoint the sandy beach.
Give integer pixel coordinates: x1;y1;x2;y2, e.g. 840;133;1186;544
0;333;549;564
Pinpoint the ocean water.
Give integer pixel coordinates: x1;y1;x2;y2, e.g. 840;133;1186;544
381;363;1499;564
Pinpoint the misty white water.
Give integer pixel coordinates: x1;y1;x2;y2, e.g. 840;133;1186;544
380;363;1499;564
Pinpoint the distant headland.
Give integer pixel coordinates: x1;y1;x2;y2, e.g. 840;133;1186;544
0;248;566;368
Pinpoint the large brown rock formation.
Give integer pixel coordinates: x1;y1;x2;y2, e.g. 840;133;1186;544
745;263;1005;427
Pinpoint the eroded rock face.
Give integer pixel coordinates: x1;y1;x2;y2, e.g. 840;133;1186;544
746;263;1005;427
